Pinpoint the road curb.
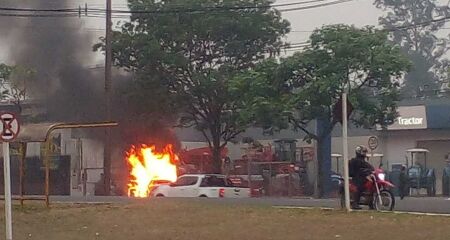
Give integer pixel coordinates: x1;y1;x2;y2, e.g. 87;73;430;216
273;206;450;217
273;206;334;211
52;201;117;205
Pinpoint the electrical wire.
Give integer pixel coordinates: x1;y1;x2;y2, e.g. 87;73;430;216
1;1;448;34
0;0;328;13
279;0;354;12
0;7;79;12
0;12;78;18
0;0;354;17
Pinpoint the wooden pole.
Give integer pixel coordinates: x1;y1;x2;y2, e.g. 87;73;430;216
103;0;113;196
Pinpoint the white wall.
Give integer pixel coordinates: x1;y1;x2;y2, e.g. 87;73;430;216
79;139;104;196
331;130;450;172
25;142;41;157
382;129;450;166
332;129;450;195
64;138;82;196
331;136;385;174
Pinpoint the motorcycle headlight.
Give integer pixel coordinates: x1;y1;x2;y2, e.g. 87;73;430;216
377;173;386;181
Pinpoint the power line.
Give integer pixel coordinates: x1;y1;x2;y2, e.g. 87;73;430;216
286;17;450;34
2;1;447;33
0;7;79;12
84;0;355;19
89;0;354;15
0;0;353;17
0;1;328;13
0;13;78;18
94;0;331;13
386;15;450;31
279;0;354;12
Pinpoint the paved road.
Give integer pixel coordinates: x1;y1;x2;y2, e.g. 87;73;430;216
50;196;450;214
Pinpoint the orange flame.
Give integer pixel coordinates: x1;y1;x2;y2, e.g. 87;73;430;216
127;144;178;198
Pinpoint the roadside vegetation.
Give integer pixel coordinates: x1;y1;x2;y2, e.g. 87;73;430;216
2;200;450;240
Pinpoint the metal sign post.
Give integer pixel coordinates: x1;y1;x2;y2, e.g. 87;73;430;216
0;112;20;240
3;142;12;240
342;92;351;212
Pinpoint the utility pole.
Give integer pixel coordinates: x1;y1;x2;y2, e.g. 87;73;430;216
342;90;351;212
104;0;113;195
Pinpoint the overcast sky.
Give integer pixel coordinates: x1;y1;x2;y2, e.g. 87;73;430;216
0;0;449;65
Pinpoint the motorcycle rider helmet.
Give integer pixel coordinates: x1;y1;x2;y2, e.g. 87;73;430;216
355;145;368;158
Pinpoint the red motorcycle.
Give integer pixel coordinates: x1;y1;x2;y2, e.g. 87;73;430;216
339;168;396;211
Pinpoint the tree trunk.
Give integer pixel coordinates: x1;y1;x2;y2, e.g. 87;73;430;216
211;132;222;174
315;118;332;198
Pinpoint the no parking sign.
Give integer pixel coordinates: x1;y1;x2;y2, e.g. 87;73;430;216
0;112;20;142
1;112;20;240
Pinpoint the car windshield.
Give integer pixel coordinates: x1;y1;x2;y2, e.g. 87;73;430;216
173;176;198;186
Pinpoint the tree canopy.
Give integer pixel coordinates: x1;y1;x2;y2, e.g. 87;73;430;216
0;63;13;100
232;24;411;196
0;63;35;109
95;0;290;172
234;25;411;135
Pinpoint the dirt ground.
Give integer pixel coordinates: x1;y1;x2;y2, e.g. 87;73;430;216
0;199;449;240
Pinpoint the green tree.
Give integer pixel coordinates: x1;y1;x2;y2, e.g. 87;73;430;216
95;0;290;172
374;0;450;98
0;64;34;110
232;25;411;196
0;63;13;99
0;64;13;78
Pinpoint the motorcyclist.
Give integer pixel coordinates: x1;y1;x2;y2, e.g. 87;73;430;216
349;145;375;209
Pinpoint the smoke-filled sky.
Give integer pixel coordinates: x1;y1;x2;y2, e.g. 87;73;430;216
1;0;449;64
0;0;107;122
0;0;448;122
0;0;385;65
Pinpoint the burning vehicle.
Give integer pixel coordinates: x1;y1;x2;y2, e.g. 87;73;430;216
127;144;179;198
125;144;252;198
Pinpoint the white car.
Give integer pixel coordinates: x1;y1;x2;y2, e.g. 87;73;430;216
150;174;250;198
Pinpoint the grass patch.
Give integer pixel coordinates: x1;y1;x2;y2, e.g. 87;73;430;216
0;199;449;240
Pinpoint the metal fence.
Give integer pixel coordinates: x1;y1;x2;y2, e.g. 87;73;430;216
227;160;311;197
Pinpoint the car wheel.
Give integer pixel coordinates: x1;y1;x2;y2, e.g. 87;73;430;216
156;194;165;197
199;195;208;198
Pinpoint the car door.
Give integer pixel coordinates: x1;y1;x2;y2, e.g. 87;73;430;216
168;176;199;197
182;178;200;197
223;177;249;198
